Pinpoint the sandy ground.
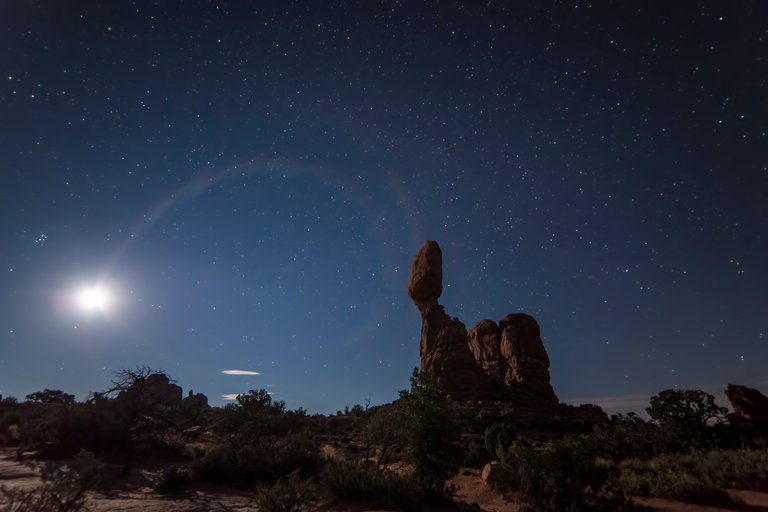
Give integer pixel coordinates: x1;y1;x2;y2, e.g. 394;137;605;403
638;491;768;511
3;449;768;512
449;469;518;512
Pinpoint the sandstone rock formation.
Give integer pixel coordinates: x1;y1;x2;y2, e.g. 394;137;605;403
725;384;768;423
121;373;183;407
183;391;210;409
408;240;558;404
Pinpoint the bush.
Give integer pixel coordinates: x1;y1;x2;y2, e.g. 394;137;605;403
255;470;319;512
484;422;517;459
320;458;420;508
193;430;321;486
156;466;192;492
398;369;460;492
619;448;768;502
193;389;321;486
463;439;491;466
588;413;668;459
365;405;407;471
493;437;637;512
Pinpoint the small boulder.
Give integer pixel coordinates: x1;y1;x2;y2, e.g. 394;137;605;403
481;461;501;484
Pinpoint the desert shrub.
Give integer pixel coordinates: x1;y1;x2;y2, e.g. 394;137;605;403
619;448;768;502
193;431;320;486
463;439;491;466
398;368;461;492
255;470;319;512
494;437;637;512
320;458;420;508
365;405;407;470
194;389;321;486
587;413;667;459
484;422;517;459
192;442;238;482
156;466;192;492
25;390;76;405
0;449;101;512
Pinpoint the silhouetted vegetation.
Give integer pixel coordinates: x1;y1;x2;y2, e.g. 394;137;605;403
192;389;321;486
255;470;319;512
320;458;421;509
1;366;209;460
490;436;639;511
4;369;768;511
618;449;768;503
398;368;461;492
646;389;728;449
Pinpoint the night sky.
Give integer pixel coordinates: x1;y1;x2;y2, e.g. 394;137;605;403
1;1;766;414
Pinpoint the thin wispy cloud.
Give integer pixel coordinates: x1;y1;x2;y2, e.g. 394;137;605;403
222;369;260;375
222;391;274;401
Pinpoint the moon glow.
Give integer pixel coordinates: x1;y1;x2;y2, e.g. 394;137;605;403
78;287;109;312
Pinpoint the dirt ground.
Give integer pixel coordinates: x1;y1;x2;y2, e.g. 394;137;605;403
2;449;768;512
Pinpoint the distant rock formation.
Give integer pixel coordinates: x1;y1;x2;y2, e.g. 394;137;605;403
122;373;183;407
726;384;768;423
117;373;208;410
183;391;210;409
408;240;557;404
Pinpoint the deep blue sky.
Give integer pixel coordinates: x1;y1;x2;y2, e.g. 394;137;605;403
1;1;766;414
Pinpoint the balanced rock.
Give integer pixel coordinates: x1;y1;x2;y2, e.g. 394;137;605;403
408;240;443;310
725;384;768;423
408;240;558;404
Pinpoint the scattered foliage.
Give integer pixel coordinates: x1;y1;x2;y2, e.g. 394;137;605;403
619;448;768;502
194;389;321;486
493;436;639;512
255;470;319;512
320;458;420;508
156;466;193;492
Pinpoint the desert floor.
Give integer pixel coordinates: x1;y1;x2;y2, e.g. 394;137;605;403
2;449;768;511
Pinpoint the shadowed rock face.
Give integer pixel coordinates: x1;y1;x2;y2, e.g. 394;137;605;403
408;240;557;404
468;319;502;380
726;384;768;423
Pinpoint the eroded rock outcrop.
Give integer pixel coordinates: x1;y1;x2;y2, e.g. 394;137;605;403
408;240;557;404
726;384;768;423
498;313;555;400
120;373;183;407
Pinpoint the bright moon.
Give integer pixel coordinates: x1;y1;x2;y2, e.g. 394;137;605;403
78;287;109;312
